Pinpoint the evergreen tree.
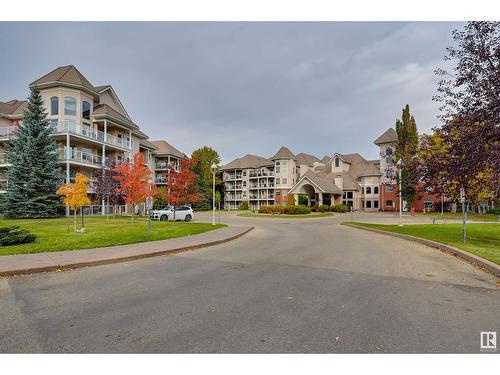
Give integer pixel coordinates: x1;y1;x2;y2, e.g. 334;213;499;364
395;104;419;207
2;88;62;217
190;146;221;210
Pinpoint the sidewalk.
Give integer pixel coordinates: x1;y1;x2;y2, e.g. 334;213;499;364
0;225;253;277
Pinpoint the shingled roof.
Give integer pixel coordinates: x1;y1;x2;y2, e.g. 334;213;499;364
0;100;27;117
150;140;187;159
271;146;296;160
30;65;98;96
93;104;137;128
296;152;319;166
221;154;269;171
374;128;397;145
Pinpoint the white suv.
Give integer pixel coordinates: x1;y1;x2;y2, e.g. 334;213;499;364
150;205;194;222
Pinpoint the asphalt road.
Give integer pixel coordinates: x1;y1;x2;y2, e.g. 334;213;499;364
1;212;498;353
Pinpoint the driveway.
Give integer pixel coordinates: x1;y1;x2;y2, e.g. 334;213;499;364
0;211;498;353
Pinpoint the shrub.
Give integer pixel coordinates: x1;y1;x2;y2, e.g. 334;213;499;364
239;201;249;210
298;195;308;206
286;195;296;206
311;203;319;212
488;206;500;215
284;205;311;215
0;226;37;246
332;204;349;213
318;204;330;212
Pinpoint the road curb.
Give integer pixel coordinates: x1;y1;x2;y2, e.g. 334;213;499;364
0;226;254;277
342;222;500;277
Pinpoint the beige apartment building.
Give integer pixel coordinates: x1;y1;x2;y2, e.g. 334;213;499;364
0;65;187;214
222;129;400;211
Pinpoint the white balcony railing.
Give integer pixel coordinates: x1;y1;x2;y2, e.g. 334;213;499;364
58;148;104;167
0;126;16;139
50;120;131;149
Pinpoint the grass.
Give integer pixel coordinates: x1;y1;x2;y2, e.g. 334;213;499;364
414;212;499;222
0;216;226;256
349;222;500;265
238;212;334;219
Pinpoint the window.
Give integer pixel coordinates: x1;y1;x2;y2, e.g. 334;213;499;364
275;178;280;185
366;187;371;194
424;201;433;209
374;186;379;194
385;147;393;165
50;96;59;115
374;200;379;208
64;97;77;116
334;157;340;168
425;186;433;193
385;200;393;207
366;201;372;208
282;178;287;185
82;101;91;120
276;167;280;173
385;185;393;192
347;192;353;199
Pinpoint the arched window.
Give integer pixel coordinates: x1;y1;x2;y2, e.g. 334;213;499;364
385;147;393;165
366;186;372;194
334;157;340;168
374;186;379;194
64;97;77;116
50;96;59;115
82;101;91;120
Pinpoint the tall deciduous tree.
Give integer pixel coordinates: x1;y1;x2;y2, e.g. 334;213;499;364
113;152;157;223
431;21;500;201
394;104;419;207
93;158;121;219
2;88;62;217
190;146;221;210
57;173;91;232
165;158;203;220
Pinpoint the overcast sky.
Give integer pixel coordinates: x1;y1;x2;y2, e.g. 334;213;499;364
0;22;463;163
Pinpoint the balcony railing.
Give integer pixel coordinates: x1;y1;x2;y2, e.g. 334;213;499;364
155;162;179;172
58;148;104;167
155;177;168;184
249;172;274;178
0;126;16;139
51;120;131;149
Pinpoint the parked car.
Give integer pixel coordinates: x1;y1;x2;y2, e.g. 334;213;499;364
150;205;194;222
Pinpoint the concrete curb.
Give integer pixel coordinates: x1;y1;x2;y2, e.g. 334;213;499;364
342;223;500;277
0;226;254;277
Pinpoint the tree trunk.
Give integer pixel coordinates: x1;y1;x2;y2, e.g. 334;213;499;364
74;209;77;233
106;197;110;220
131;204;135;224
173;207;176;222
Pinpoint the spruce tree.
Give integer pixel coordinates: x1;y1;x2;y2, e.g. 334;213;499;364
395;104;419;207
2;88;63;217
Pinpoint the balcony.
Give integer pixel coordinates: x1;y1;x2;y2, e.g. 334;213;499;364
155;162;179;172
155;177;168;184
224;174;242;181
51;120;131;149
0;126;16;139
248;172;274;178
58;148;104;168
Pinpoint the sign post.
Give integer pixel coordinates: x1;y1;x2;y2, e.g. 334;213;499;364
460;187;466;244
146;195;153;239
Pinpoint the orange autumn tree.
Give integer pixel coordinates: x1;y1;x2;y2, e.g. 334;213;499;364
165;158;203;221
114;152;157;223
56;173;91;232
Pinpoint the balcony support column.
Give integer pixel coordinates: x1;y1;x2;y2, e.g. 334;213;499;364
65;133;70;216
103;120;107;143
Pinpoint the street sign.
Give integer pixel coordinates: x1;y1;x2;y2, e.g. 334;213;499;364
460;188;465;203
146;196;154;210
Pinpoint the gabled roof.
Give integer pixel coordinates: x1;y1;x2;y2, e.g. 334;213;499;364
150;140;187;159
0;100;27;117
289;171;342;195
139;139;158;150
257;158;274;168
93;104;138;129
221;154;268;171
296;152;319;166
94;84;133;121
320;155;330;164
374;128;397;145
271;146;296;160
30;65;98;96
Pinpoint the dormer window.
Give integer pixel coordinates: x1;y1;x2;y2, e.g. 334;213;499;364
334;157;340;168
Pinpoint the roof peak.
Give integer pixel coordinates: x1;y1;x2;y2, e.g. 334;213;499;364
374;128;397;145
271;146;296;160
30;65;98;96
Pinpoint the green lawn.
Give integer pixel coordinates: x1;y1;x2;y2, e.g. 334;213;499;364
238;212;334;219
0;216;226;256
415;212;499;222
349;222;500;265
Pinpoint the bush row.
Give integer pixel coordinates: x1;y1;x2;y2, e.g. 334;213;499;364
0;226;37;246
259;205;311;215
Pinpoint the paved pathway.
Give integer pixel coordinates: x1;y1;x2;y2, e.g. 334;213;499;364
0;212;498;353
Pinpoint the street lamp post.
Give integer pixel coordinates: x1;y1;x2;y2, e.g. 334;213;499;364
397;158;403;226
210;163;218;226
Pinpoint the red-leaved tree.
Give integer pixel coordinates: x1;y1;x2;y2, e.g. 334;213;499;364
114;152;157;223
165;158;203;220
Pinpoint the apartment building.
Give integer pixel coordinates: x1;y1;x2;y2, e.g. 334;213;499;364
222;128;442;212
0;65;186;213
150;140;188;186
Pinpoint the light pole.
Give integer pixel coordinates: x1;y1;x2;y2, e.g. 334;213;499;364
397;158;403;226
211;162;218;226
